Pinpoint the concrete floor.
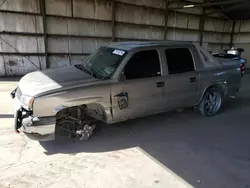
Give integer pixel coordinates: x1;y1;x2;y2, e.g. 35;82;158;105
0;75;250;188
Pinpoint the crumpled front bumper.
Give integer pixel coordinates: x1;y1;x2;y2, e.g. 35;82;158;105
13;107;56;141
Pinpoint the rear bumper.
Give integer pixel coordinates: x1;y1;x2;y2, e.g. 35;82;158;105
13;108;56;141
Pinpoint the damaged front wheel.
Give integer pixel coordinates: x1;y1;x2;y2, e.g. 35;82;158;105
57;117;97;141
76;124;96;140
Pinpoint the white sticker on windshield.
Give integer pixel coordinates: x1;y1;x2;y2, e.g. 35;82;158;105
112;49;125;56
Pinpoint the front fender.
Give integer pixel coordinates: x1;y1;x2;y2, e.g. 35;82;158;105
33;94;112;123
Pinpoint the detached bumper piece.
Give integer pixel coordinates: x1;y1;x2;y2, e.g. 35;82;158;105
13;109;22;133
13;108;56;141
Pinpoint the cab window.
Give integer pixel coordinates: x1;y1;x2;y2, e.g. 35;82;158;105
165;48;195;74
124;50;161;80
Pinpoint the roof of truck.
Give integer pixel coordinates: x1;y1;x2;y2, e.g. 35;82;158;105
106;41;193;51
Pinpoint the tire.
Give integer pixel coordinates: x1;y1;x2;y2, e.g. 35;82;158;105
197;87;223;117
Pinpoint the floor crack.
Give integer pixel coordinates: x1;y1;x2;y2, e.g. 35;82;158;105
1;135;27;172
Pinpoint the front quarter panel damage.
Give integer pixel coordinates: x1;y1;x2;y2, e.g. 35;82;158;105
32;82;112;123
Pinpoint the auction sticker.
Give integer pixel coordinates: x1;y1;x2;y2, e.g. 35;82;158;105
112;49;125;56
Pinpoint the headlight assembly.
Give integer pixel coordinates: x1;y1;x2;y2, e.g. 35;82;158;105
20;95;34;109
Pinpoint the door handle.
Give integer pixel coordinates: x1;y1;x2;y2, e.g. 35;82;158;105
189;77;196;82
156;81;165;87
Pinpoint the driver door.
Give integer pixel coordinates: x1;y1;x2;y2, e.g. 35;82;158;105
111;49;166;122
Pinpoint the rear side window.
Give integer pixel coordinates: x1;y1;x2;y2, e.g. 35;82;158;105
124;50;161;80
165;48;195;74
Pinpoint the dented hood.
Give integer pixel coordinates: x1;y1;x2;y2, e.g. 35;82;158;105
18;65;99;96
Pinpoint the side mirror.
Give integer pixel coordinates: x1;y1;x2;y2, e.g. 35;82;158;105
10;87;17;99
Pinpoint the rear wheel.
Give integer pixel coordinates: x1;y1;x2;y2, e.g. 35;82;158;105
197;87;223;117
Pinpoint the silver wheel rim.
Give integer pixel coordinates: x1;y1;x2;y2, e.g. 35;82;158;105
204;91;222;115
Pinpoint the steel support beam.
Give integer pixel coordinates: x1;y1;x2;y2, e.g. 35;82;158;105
0;52;45;56
0;9;40;15
230;20;236;48
164;0;170;40
0;31;43;36
111;0;116;42
0;52;91;56
71;0;74;17
206;2;250;16
172;0;248;10
199;8;205;46
40;0;49;69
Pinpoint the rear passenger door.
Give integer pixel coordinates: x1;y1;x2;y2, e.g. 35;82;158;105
164;47;199;109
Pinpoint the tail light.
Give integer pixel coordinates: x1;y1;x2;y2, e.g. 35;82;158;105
240;63;245;76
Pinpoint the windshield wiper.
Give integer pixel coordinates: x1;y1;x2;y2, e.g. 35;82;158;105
75;64;95;77
89;68;106;80
74;64;105;79
85;67;94;77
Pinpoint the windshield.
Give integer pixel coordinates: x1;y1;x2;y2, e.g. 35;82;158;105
83;47;127;79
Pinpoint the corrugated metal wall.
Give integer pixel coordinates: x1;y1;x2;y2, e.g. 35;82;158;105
0;0;234;76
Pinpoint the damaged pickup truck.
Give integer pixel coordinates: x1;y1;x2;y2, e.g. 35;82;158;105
11;41;242;141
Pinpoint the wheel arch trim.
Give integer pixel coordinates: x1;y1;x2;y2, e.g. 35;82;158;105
197;81;227;104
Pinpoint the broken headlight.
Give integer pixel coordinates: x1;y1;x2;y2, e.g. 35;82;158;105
20;95;34;110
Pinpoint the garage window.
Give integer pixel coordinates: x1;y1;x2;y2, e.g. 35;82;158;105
165;48;195;74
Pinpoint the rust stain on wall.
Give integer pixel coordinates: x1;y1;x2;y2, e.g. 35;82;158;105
8;60;18;66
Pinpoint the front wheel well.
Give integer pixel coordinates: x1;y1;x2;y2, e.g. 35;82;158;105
55;103;107;123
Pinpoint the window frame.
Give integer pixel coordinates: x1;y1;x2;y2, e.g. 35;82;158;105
83;47;128;79
164;47;197;75
117;48;164;81
200;50;209;62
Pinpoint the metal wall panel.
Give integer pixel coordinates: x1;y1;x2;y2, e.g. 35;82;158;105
187;14;200;30
0;55;45;76
49;55;70;68
115;3;165;26
73;0;112;20
0;12;43;33
116;23;163;40
239;20;250;32
67;19;112;37
0;0;40;13
234;33;250;43
168;11;188;29
46;0;72;16
204;17;225;33
166;29;199;42
203;32;224;43
0;35;44;53
48;37;69;53
46;17;68;35
48;37;111;54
